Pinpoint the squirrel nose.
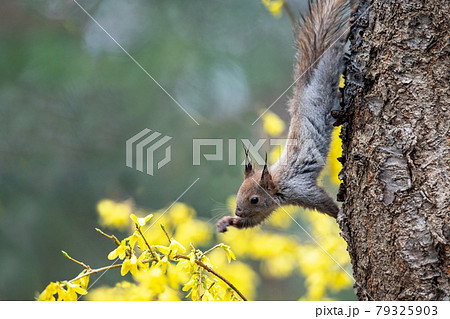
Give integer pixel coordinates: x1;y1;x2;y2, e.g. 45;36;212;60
235;208;244;217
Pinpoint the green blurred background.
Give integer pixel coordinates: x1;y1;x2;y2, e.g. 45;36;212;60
0;0;354;300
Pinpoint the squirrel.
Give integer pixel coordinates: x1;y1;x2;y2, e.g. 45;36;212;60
217;0;353;233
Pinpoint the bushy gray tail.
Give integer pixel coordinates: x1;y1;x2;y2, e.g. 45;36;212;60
292;0;351;101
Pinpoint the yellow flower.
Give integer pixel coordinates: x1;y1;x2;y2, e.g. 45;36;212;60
220;244;236;263
202;255;213;268
305;272;327;299
327;126;342;186
137;251;151;270
97;199;132;231
133;266;170;295
66;282;88;300
267;206;293;228
269;144;283;164
207;280;225;301
87;281;152;301
327;271;352;292
108;240;127;260
202;289;215;301
38;282;59;301
226;196;236;213
182;275;201;301
127;232;140;249
155;255;169;274
262;110;285;136
189;252;196;266
169;239;186;255
154;239;186;260
130;213;153;227
176;259;190;272
38;282;81;301
56;284;70;301
262;0;284;18
168;203;194;224
167;263;187;289
154;245;170;255
173;219;211;248
209;251;259;300
295;208;352;300
158;288;181;301
72;271;90;290
216;285;233;301
177;251;196;274
339;74;345;88
262;253;296;278
121;254;138;276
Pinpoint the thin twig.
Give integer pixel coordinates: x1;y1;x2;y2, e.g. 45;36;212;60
95;228;120;246
136;226;155;257
198;267;203;300
200;244;221;257
160;224;172;244
61;251;90;269
68;264;122;284
200;282;215;300
67;258;157;284
175;255;247;301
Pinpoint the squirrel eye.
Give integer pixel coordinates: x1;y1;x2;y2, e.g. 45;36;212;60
250;196;259;204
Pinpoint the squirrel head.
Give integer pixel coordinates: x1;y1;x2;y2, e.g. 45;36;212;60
234;153;279;224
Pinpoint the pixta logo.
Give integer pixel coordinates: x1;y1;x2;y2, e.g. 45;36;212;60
192;138;324;167
126;129;325;175
126;128;172;176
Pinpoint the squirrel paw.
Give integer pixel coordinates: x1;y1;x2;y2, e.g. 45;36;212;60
216;216;236;233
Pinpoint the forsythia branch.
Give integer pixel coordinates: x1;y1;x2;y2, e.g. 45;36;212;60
136;226;155;257
67;258;158;284
95;228;120;246
175;254;247;301
60;254;248;301
61;251;90;269
200;244;222;257
41;209;249;301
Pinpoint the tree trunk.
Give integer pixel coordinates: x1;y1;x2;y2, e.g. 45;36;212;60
338;0;449;300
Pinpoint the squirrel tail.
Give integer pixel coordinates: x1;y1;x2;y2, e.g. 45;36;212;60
292;0;351;98
282;0;354;168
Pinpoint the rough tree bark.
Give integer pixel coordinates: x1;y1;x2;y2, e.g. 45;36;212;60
337;0;449;300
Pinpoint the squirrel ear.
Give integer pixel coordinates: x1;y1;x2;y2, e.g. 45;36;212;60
243;146;253;178
260;154;277;192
